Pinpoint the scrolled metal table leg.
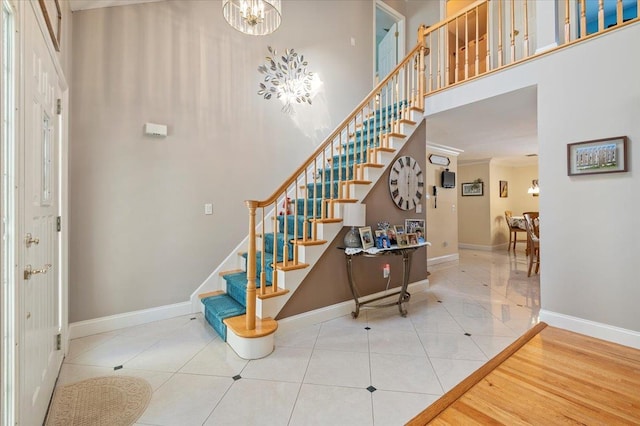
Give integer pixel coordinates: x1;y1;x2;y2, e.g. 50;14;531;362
345;254;361;318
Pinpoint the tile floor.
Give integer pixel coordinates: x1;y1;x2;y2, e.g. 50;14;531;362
56;248;540;426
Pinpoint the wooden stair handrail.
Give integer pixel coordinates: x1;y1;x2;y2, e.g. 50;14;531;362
246;42;426;208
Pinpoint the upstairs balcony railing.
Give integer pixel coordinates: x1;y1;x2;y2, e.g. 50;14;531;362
421;0;639;94
241;0;639;332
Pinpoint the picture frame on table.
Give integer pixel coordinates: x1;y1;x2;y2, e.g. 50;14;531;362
386;227;397;244
394;225;405;236
407;233;418;246
396;233;409;247
461;182;484;196
359;226;374;249
567;136;628;176
374;229;390;249
405;219;425;234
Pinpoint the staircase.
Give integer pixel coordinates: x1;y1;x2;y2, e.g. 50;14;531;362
197;31;430;359
200;109;424;356
190;0;640;359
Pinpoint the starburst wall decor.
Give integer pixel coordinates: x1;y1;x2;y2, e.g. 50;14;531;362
257;46;315;114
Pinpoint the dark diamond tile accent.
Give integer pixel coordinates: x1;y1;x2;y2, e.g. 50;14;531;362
464;333;471;336
367;386;377;393
233;375;241;381
114;365;123;370
365;327;371;330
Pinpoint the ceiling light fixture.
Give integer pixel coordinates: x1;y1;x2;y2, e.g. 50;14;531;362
222;0;281;36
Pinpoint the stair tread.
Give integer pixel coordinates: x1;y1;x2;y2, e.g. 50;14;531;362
224;315;278;339
202;294;246;316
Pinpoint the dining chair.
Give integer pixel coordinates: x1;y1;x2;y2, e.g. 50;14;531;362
523;212;540;276
504;210;527;251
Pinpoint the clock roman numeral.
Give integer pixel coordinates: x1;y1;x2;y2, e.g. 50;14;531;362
416;170;423;177
392;167;399;174
405;200;409;210
391;189;399;198
398;158;404;167
417;181;424;187
390;179;398;185
398;196;404;207
416;191;422;200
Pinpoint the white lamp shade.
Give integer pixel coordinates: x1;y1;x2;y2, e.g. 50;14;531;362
342;203;366;227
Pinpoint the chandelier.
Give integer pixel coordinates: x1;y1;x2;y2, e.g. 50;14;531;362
222;0;282;36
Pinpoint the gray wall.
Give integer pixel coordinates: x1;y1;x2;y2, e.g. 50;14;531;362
69;0;374;322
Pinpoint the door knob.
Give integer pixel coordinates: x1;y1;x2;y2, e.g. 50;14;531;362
25;233;40;248
24;264;52;280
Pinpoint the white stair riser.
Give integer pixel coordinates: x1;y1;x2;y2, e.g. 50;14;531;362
297;244;327;264
362;167;384;182
349;182;373;201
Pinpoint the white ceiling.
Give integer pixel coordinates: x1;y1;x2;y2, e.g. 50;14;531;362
426;86;538;166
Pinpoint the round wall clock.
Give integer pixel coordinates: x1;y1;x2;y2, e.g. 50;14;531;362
388;156;424;210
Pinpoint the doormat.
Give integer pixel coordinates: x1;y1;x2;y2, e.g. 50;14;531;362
45;375;152;426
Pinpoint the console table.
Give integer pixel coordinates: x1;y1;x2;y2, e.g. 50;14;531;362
340;242;430;318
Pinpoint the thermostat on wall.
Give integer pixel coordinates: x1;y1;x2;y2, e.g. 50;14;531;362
144;122;167;137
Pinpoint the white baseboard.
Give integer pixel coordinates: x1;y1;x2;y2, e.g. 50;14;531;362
276;279;429;334
69;301;194;339
459;243;509;251
458;243;493;251
540;309;640;350
428;253;459;265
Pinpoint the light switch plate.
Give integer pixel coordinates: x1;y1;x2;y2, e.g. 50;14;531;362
204;203;213;215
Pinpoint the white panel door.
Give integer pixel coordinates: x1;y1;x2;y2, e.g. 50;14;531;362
19;4;62;425
377;22;397;81
377;22;398;107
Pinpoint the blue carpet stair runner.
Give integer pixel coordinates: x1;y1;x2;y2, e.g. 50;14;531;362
201;102;406;340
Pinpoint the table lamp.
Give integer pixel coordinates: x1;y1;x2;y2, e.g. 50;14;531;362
342;203;366;248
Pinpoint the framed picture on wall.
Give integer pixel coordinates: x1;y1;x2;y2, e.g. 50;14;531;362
567;136;628;176
461;182;484;196
499;180;508;198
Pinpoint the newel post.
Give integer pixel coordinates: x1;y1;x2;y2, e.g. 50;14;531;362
245;200;257;331
417;24;427;109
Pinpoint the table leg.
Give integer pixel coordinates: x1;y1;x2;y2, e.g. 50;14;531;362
398;251;413;317
345;254;361;318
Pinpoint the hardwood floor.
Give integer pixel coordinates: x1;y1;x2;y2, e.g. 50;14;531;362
407;322;640;425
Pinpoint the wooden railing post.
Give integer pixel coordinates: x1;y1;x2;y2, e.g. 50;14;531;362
418;24;427;107
245;200;257;331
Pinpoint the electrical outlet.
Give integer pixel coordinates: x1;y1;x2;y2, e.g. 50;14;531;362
383;264;390;278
